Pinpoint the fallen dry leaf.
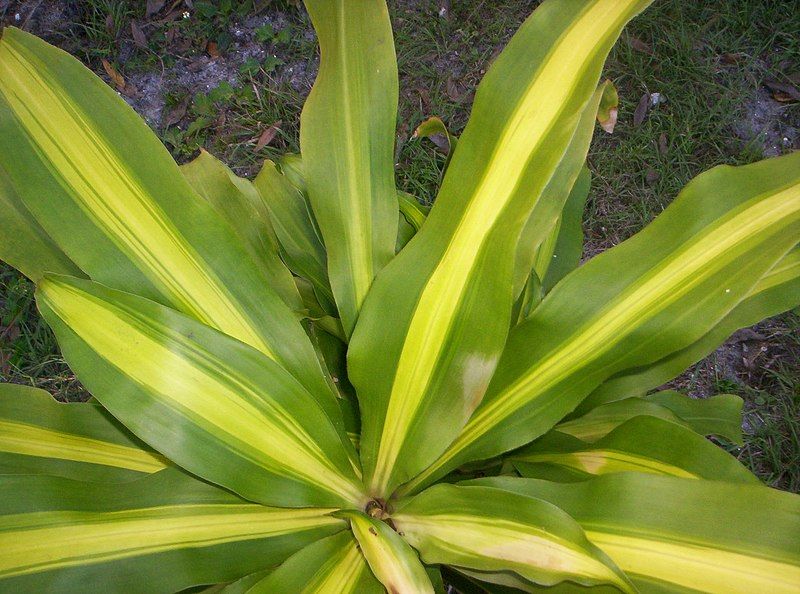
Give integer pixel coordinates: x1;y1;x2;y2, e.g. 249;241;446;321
146;0;166;17
658;132;668;155
764;80;800;103
163;97;188;128
633;93;649;127
207;41;220;59
101;59;126;91
416;88;432;112
719;52;746;65
730;328;767;343
599;108;617;133
131;21;148;48
0;324;20;342
446;78;461;102
254;121;282;152
627;35;652;55
742;341;768;370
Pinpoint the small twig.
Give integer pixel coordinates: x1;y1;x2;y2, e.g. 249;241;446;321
20;0;45;31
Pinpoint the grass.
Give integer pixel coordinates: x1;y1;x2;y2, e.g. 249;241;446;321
1;0;799;489
739;375;800;493
0;267;87;401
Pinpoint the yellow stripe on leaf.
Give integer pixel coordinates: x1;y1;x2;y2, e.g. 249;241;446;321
37;276;364;508
0;504;340;579
588;531;800;594
350;0;652;498
0;41;270;356
393;484;634;593
406;176;800;491
521;450;696;479
0;420;168;474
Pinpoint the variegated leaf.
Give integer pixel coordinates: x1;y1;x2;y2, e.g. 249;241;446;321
351;0;653;498
0;470;344;594
37;275;364;509
0;383;168;481
402;151;800;495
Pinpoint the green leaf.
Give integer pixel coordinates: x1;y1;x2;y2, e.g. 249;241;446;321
300;0;399;336
584;245;800;407
643;390;744;443
403;151;800;494
0;154;82;281
539;166;592;295
0;383;169;481
468;474;800;593
515;165;592;321
397;190;430;233
222;532;382;594
0;28;334;408
350;0;653;499
513;81;604;298
278;153;306;193
180;150;303;312
393;484;634;593
413;116;458;176
397;191;430;252
344;511;435;594
511;415;757;483
253;160;334;310
595;80;619;133
396;212;417;252
556;391;744;444
37;275;364;509
0;470;345;594
440;569;523;594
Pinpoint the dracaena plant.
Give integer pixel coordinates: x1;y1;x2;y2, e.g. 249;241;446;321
0;0;798;592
